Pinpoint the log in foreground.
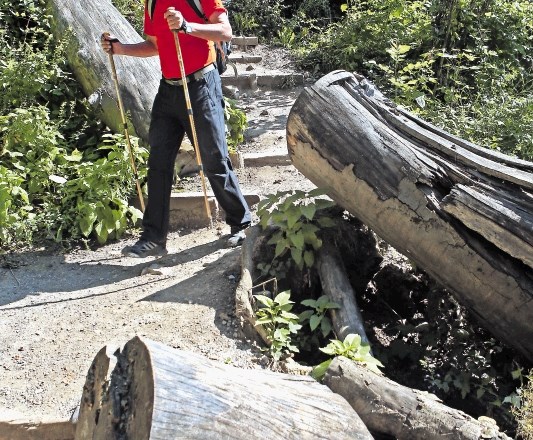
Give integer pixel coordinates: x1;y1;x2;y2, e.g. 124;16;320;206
75;336;374;440
47;0;160;141
286;70;533;361
324;356;511;440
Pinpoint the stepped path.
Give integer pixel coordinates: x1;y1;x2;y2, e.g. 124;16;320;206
0;40;317;434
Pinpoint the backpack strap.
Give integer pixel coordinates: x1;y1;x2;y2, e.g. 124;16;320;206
147;0;157;20
185;0;208;22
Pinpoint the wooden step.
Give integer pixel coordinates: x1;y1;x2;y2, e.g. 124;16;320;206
231;36;259;46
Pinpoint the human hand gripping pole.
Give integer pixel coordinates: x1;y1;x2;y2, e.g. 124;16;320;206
102;32;146;213
172;28;213;227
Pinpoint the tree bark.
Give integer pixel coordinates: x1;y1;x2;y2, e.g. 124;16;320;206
75;336;374;440
46;0;160;141
324;356;512;440
317;242;371;345
286;70;533;361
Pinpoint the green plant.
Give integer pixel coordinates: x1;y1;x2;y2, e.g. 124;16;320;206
299;295;339;338
294;0;532;160
275;25;296;48
515;371;533;440
111;0;145;34
312;333;384;380
0;103;146;246
224;97;247;152
257;189;336;270
0;1;148;248
227;0;286;39
256;259;290;281
254;290;302;361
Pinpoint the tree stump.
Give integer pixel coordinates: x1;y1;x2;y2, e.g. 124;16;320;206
75;336;374;439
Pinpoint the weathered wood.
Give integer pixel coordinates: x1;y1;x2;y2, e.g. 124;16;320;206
286;70;533;361
74;346;117;440
46;0;160;141
235;225;271;345
317;241;371;344
324;356;512;440
76;336;374;440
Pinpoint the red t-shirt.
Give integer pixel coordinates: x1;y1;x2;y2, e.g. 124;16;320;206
144;0;226;78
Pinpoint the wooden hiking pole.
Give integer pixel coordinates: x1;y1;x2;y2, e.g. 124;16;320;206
105;33;146;212
173;31;213;226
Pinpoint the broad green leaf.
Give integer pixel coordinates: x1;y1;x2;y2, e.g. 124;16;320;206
311;359;332;381
288;322;302;333
359;344;371;356
267;230;284;245
317;217;336;228
308;188;329;198
301;299;317;308
315;199;335;210
332;339;345;352
345;333;361;350
300;204;316;220
280;311;299;321
275;239;288;258
320;346;336;356
320;318;332;337
301;223;320;235
274;290;292;305
79;216;95;237
289;231;305;250
286;206;301;229
303;250;314;267
316;295;329;308
398;44;411;54
291;247;303;267
298;310;314;321
310;314;322;331
254;294;274;307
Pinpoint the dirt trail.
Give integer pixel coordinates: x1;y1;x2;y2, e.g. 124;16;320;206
0;45;316;421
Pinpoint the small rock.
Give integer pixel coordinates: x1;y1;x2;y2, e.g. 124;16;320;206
228;274;236;281
260;109;269;116
246;65;255;71
141;264;167;276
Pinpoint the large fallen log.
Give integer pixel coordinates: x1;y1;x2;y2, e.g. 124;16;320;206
324;356;512;440
47;0;160;141
75;336;374;439
286;70;533;361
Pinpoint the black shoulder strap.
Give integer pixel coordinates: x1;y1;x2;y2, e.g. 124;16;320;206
148;0;208;22
185;0;208;22
147;0;157;20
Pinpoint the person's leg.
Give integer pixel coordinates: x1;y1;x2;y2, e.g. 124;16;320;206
183;69;251;232
124;81;184;257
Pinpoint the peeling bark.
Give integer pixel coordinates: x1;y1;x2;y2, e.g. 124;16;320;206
286;70;533;361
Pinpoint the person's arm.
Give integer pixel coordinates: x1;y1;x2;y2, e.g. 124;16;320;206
164;8;232;42
100;34;159;57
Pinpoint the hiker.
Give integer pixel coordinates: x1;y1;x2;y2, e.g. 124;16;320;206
100;0;251;257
